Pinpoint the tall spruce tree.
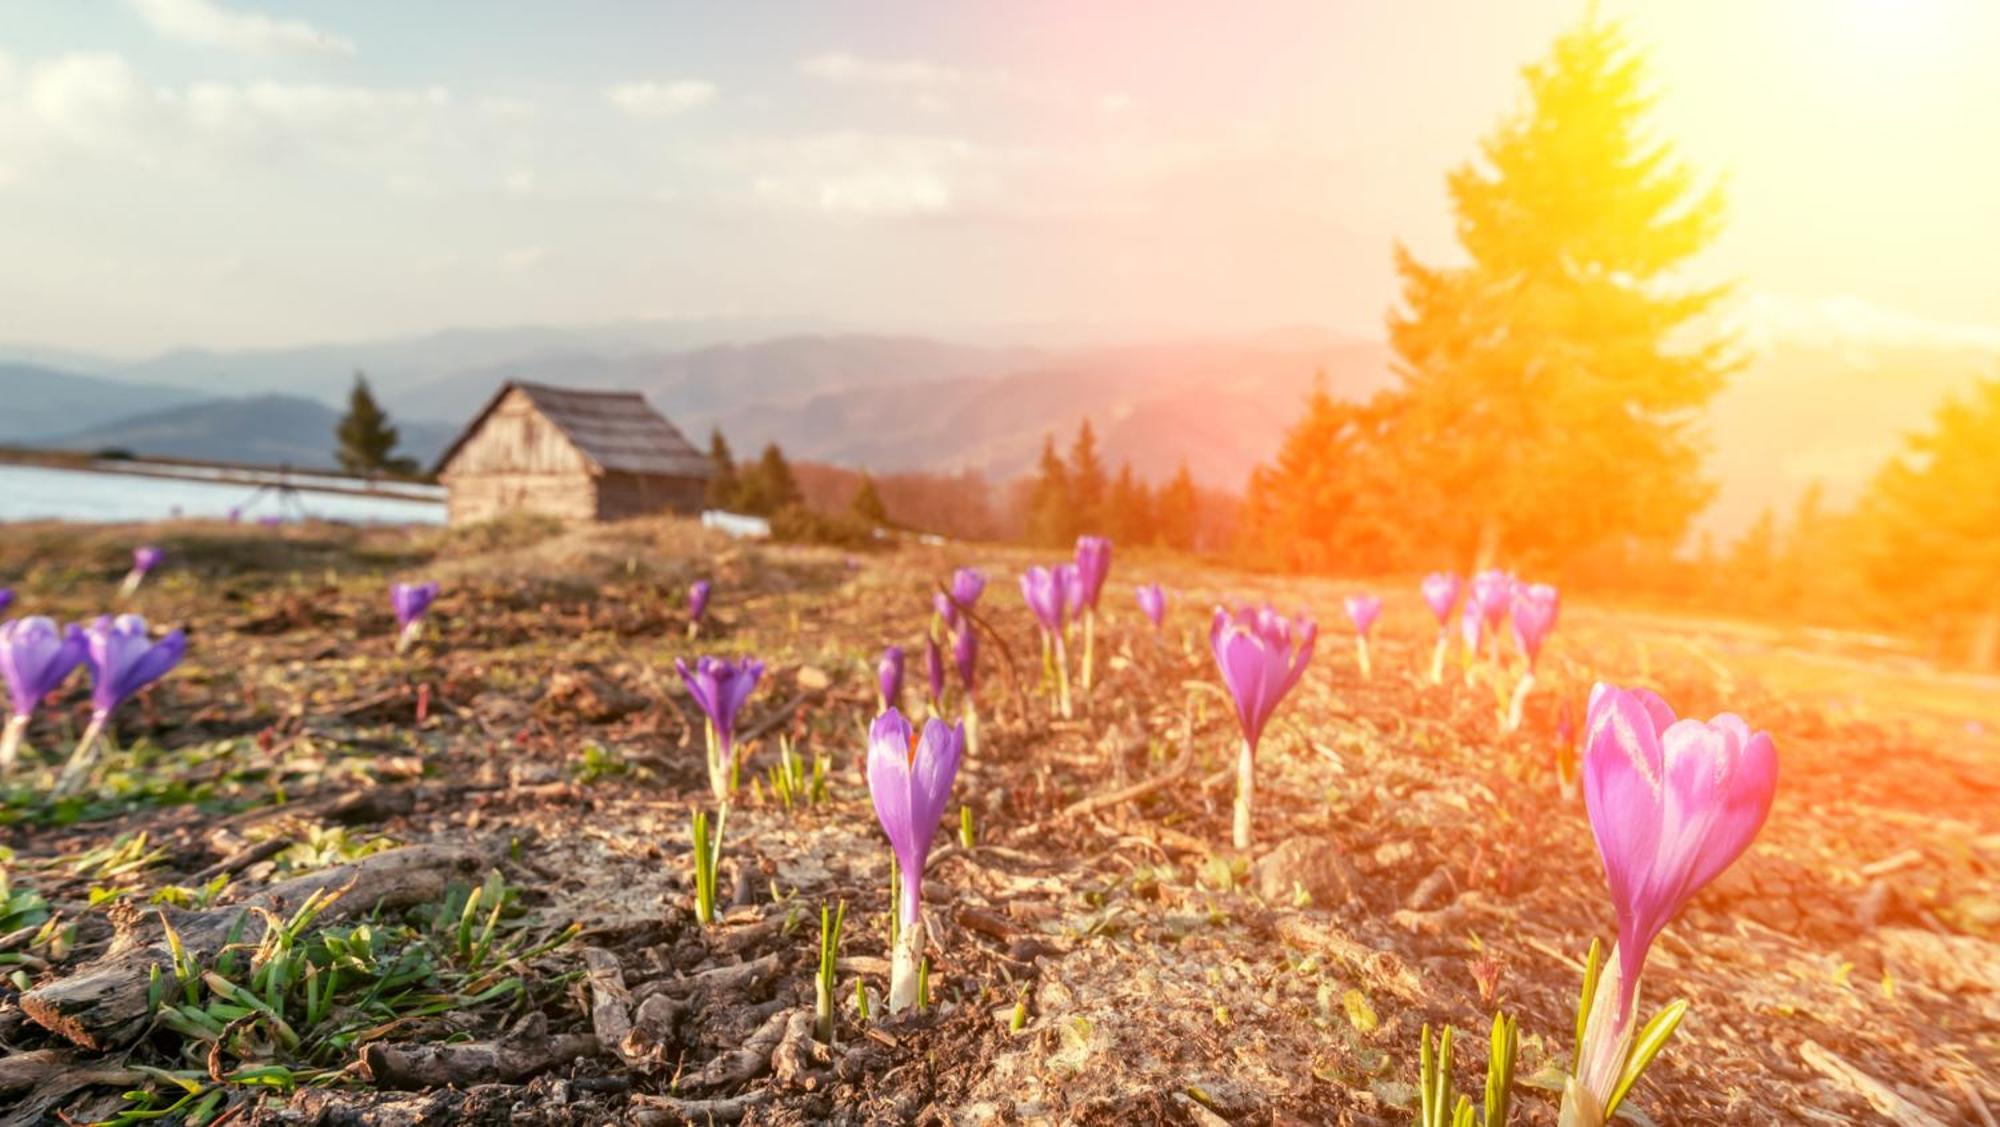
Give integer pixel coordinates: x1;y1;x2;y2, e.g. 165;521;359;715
738;442;802;516
1155;462;1199;552
705;428;741;510
335;373;417;476
1025;434;1074;546
1387;15;1732;570
1107;461;1155;546
1066;420;1108;535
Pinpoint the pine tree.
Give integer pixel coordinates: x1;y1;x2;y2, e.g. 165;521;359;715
334;373;416;477
739;443;802;516
1025;434;1074;546
1237;382;1409;572
1107;462;1155;546
851;474;890;525
1155;462;1199;552
1387;15;1732;570
705;428;741;510
1854;376;2000;667
1067;420;1108;535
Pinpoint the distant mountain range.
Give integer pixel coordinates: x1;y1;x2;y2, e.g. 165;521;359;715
4;318;1994;539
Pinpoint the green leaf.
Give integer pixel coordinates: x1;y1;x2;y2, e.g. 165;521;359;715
1604;998;1687;1118
1573;938;1602;1074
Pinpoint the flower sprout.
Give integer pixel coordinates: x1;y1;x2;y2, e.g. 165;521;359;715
120;546;165;598
688;580;712;638
391;581;440;654
878;645;905;712
1136;583;1166;630
1343;594;1381;679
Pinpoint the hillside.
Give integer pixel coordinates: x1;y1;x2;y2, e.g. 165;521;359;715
0;365;202;443
43;394;455;470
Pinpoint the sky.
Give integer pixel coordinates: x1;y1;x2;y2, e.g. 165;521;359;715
1;0;1997;356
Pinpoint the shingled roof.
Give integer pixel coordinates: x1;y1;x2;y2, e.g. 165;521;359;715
433;381;715;478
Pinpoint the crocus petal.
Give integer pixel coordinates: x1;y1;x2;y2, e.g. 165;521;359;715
867;709;918;866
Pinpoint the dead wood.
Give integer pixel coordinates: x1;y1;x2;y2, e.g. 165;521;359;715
581;946;634;1051
629;1088;774;1125
20;843;488;1049
1272;913;1425;999
1798;1039;1950;1127
685;1005;794;1090
357;1033;601;1090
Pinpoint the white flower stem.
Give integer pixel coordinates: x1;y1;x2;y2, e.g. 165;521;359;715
1506;671;1536;732
1430;635;1448;684
887;908;925;1013
704;722;732;804
963;700;979;759
1080;611;1096;694
53;712;109;798
396;620;422;655
1052;633;1072;720
119;571;142;598
0;715;27;776
1233;738;1255;850
1355;637;1372;680
1564;946;1637;1127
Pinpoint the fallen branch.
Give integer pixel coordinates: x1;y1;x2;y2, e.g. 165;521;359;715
21;843;488;1049
687;1006;795;1090
359;1033;601;1090
630;1089;774;1125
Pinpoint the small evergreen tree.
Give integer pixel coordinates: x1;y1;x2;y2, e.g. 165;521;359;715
851;474;890;525
1107;461;1155;546
738;442;802;516
705;428;741;510
1067;420;1109;535
335;372;417;476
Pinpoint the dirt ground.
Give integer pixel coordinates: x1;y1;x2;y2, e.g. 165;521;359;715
0;517;1994;1126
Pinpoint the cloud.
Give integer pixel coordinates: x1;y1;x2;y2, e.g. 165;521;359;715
1734;292;2000;354
798;52;962;88
604;79;716;118
716;132;1025;218
128;0;355;56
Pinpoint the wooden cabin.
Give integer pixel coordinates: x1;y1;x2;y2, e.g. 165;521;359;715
433;382;713;525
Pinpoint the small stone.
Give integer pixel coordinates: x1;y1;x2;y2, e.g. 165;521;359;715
1253;837;1360;907
797;665;832;691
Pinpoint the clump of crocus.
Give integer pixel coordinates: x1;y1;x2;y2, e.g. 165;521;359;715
1211;605;1315;849
1504;583;1560;731
120;546;164;598
688;580;712;639
1072;537;1112;693
1;617;87;775
878;645;905;712
1343;594;1381;679
866;708;964;1012
1136;583;1166;630
55;615;187;797
391;581;439;654
1563;683;1777;1127
1020;565;1074;718
676;656;765;803
1421;572;1460;683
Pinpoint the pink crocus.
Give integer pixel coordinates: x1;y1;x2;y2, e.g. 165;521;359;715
1423;572;1461;683
866;708;964;1011
1511;583;1560;669
1569;683;1778;1123
1211;605;1315;849
1136;583;1166;629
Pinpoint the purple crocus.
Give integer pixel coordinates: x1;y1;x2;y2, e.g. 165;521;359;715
1073;537;1112;611
1020;566;1073;718
676;655;766;801
1136;583;1166;629
689;580;712;625
120;546;165;597
878;645;905;711
953;622;978;694
1421;572;1460;626
951;567;986;610
0;617;88;773
924;631;946;712
391;581;439;653
0;589;13;615
1569;684;1777;1123
1511;583;1560;668
933;592;959;630
54;615;187;796
1210;605;1316;849
866;707;964;1011
1471;568;1513;630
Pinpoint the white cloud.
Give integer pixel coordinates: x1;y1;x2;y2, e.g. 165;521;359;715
1734;292;2000;354
719;132;1024;218
799;52;962;88
128;0;354;56
604;79;716;118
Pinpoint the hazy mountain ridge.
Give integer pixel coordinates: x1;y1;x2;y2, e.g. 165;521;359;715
0;365;205;443
42;395;456;471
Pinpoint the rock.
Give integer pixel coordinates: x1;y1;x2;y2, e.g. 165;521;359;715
542;666;645;722
796;665;832;691
1253;837;1360;907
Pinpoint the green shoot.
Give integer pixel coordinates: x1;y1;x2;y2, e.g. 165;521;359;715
959;805;975;849
916;956;931;1012
815;900;846;1044
1604;998;1688;1119
1415;1012;1517;1127
692;807;725;925
855;975;871;1023
1573;937;1603;1074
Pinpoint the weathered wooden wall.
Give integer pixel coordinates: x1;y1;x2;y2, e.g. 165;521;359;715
439;388;707;525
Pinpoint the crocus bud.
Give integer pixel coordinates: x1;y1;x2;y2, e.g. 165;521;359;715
866;708;964;1011
391;581;440;653
1343;594;1381;637
952;623;978;693
878;646;905;711
676;655;766;802
950;567;986;610
1019;567;1069;636
689;580;712;623
1511;583;1560;668
1136;583;1166;629
1567;683;1777;1122
120;546;165;597
1211;605;1315;849
1421;572;1459;627
1073;537;1112;611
